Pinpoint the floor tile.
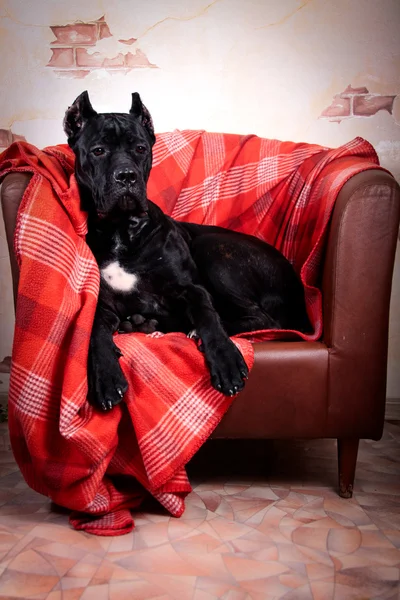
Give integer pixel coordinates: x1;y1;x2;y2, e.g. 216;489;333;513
0;421;398;598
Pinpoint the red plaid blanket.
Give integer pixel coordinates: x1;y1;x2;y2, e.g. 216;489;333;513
0;131;380;535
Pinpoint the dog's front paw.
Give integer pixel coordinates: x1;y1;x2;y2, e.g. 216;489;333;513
88;346;128;411
119;315;159;334
207;340;249;396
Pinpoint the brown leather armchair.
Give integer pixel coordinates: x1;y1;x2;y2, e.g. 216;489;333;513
1;168;400;498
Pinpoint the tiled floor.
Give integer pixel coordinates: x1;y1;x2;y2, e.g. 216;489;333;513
0;422;399;599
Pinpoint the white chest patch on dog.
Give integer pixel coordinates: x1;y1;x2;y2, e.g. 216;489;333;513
101;261;139;293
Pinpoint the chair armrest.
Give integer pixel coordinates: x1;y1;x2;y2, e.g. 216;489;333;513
0;172;32;307
322;167;400;437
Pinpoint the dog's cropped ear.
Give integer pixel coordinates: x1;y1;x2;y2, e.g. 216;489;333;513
130;92;155;144
63;91;97;145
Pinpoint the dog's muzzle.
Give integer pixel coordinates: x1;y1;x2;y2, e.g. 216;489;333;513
96;195;148;219
117;193;148;214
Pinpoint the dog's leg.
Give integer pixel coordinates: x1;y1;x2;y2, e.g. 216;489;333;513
88;306;128;411
223;313;281;336
182;284;249;395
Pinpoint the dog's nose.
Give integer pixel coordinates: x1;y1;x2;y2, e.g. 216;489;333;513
114;169;137;184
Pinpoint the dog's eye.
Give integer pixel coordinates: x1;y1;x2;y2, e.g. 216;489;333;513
136;145;147;154
92;147;105;156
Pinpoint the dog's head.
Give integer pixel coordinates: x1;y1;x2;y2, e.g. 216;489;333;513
64;91;155;217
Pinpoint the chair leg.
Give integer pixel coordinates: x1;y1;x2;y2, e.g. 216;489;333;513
337;438;359;498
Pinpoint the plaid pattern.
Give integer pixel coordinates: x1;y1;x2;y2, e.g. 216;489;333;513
0;131;381;536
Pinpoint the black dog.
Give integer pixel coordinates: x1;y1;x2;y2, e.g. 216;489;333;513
64;91;309;412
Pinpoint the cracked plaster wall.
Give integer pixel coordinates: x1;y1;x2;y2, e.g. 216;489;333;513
0;0;399;397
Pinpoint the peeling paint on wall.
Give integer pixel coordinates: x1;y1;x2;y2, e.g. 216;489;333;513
320;85;397;123
47;15;158;78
